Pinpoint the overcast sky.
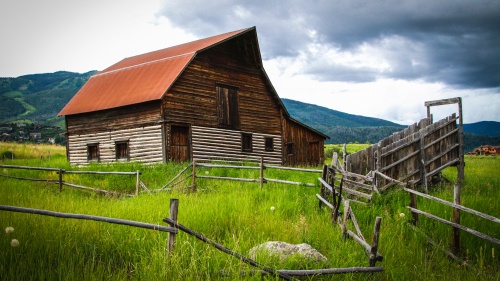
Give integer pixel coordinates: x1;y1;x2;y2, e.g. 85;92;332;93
1;0;499;124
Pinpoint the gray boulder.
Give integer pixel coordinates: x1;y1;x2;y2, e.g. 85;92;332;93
248;241;328;264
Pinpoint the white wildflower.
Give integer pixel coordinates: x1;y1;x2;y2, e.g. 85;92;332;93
5;227;14;234
399;213;405;218
270;206;275;211
205;171;209;175
10;239;19;247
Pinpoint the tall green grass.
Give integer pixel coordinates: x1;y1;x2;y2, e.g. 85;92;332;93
0;143;499;280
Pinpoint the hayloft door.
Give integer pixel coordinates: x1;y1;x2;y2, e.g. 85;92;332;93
170;125;190;162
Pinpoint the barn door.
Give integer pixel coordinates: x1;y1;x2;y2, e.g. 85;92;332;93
170;125;190;162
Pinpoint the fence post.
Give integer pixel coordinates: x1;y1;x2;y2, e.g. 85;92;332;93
167;198;179;257
408;183;418;225
319;165;327;209
452;184;461;254
58;169;63;192
135;171;140;196
341;200;350;237
191;160;196;192
260;157;264;189
369;217;382;267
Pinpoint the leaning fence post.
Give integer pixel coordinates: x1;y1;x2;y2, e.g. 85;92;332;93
341;200;350;237
135;171;140;196
369;217;382;267
167;198;179;256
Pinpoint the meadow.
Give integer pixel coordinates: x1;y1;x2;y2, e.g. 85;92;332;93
0;142;499;280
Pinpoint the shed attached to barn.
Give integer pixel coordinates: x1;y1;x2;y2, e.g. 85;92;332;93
58;27;328;166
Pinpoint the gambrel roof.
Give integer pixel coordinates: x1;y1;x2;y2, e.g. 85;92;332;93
59;27;256;116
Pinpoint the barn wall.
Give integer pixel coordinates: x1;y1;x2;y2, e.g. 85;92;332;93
191;126;282;164
162;34;282;135
282;118;325;166
65;101;163;164
67;125;163;165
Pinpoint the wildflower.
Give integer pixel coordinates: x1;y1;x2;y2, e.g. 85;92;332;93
270;206;275;211
10;239;19;247
5;227;14;234
205;171;209;175
399;213;405;218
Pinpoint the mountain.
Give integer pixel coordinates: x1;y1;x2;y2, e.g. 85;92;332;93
0;71;96;127
282;98;500;152
1;71;498;152
463;121;500;137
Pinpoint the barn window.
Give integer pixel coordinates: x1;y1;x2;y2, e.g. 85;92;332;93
115;141;129;161
87;143;99;162
217;85;240;129
265;137;274;151
241;133;252;152
286;142;294;156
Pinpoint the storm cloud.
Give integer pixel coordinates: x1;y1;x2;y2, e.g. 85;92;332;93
159;0;500;89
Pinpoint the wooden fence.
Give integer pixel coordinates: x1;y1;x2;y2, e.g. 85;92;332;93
159;158;322;191
0;164;149;196
0;199;383;280
345;114;460;192
317;163;383;266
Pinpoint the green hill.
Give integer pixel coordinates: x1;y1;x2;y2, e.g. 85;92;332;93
0;71;96;127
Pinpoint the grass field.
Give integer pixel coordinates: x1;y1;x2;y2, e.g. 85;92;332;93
0;142;499;280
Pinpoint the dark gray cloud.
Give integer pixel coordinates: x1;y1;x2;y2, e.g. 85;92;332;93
159;0;500;89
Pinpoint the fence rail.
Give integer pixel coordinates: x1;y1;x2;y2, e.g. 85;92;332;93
0;164;146;196
161;159;322;191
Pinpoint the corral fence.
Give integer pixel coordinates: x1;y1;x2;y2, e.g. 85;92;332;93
0;199;383;280
0;164;149;196
159;158;322;192
321;97;499;259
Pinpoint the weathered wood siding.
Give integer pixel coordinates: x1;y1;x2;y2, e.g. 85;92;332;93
65;102;163;164
282;118;325;166
162;34;282;135
191;126;282;164
67;125;163;165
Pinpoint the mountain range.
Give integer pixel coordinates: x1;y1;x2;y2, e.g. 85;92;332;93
1;71;499;152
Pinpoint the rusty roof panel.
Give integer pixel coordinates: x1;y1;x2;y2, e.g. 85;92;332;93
59;27;254;116
58;54;194;116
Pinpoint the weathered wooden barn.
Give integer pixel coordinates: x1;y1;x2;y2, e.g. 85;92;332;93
58;27;328;166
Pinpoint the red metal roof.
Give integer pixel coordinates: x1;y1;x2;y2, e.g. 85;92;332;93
59;27;253;116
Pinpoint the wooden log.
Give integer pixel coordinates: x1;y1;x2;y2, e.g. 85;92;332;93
162;218;294;280
404;186;500;224
408;183;419;225
345;230;384;262
195;163;260;170
333;178;344;222
349;207;365;241
232;266;384;276
407;207;500;246
265;178;316;187
0;164;60;172
0;205;177;233
62;182;134;197
316;194;334;210
319;165;327;209
159;162;192;190
265;165;322;173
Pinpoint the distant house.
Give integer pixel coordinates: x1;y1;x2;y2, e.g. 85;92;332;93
59;27;328;166
30;132;41;139
469;145;500;155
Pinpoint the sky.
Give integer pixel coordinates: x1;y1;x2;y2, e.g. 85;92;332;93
1;0;499;125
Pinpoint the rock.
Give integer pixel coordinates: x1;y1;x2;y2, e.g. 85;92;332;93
248;241;328;264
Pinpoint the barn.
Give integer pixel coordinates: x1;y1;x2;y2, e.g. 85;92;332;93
58;27;328;166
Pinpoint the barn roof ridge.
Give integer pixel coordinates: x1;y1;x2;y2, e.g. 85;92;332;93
94;52;196;77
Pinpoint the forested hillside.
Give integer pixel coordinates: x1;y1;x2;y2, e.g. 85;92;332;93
0;71;96;127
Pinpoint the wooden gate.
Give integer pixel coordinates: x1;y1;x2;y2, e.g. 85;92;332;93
170;125;190;162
